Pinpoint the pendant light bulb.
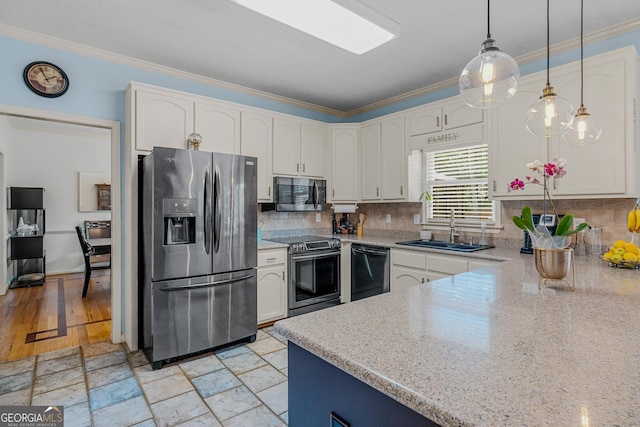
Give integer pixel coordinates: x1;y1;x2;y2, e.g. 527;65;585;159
525;0;573;137
526;84;574;136
564;106;602;146
562;0;601;146
459;0;519;109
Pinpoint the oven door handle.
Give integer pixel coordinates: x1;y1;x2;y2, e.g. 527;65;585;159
290;251;340;262
158;274;254;292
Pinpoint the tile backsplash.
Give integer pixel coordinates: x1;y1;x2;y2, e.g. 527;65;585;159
259;198;639;249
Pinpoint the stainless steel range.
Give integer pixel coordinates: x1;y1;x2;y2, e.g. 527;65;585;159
269;235;341;316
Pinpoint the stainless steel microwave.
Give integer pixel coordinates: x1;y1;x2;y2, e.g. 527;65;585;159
261;177;327;212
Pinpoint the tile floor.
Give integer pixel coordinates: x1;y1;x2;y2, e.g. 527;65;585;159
0;326;289;427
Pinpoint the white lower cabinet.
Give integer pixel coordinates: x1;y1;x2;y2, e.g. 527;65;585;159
257;249;287;325
390;249;428;292
390;248;504;291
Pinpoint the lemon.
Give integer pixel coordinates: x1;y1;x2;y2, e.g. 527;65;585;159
614;247;627;256
623;252;638;263
625;243;640;255
610;254;623;264
614;240;628;248
624;262;635;268
603;252;613;261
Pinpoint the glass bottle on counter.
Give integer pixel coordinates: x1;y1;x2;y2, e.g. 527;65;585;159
584;226;602;257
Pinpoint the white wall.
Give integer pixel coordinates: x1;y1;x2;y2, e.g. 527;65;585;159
9;119;111;274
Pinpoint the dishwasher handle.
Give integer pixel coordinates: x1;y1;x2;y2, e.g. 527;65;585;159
352;246;389;256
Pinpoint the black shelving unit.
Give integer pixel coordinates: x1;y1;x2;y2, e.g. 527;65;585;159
8;187;46;288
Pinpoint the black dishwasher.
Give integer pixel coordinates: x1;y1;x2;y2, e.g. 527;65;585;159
351;244;390;301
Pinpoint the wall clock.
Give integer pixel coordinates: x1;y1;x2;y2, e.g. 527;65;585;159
23;61;69;98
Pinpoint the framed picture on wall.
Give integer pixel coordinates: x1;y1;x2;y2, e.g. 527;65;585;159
96;183;111;210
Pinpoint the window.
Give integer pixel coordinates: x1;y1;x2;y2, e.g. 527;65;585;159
410;142;498;226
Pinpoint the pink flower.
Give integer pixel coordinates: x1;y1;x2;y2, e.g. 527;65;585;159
508;178;525;192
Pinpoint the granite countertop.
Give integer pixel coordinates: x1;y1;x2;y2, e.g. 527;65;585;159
275;252;640;426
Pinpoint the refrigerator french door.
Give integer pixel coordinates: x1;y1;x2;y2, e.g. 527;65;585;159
140;147;258;368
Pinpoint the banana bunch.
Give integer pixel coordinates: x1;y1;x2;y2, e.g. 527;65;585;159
628;200;640;233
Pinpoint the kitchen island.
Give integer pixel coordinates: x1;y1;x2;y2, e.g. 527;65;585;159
275;252;640;426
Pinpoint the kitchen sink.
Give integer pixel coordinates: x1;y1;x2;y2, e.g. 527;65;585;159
396;239;494;252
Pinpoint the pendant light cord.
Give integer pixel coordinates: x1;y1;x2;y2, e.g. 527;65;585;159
486;0;491;39
546;0;550;86
579;0;585;108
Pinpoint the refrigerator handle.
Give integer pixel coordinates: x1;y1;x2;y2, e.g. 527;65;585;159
204;169;211;255
214;166;221;253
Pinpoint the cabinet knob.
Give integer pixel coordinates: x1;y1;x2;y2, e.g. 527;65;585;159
297;163;300;172
376;187;379;197
444;114;448;126
303;163;306;173
333;189;335;197
400;185;403;196
268;186;271;196
492;180;496;192
436;116;440;127
421;277;425;283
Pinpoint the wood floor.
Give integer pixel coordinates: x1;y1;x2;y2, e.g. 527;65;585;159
0;270;111;363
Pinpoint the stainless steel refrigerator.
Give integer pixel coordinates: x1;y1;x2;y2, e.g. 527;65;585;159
140;147;258;369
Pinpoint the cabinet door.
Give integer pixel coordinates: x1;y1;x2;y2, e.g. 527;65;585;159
426;253;468;276
551;56;627;196
273;118;301;176
443;99;483;130
330;128;358;201
195;101;240;154
391;266;426;292
490;76;547;198
135;90;193;151
380;117;406;200
241;112;273;201
257;264;287;324
301;123;327;178
409;105;442;136
360;123;381;200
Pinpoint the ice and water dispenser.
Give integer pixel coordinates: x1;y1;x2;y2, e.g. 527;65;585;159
163;198;196;245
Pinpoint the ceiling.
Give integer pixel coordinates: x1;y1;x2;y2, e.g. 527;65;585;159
1;0;640;115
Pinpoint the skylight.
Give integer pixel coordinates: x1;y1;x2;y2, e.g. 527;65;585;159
231;0;395;55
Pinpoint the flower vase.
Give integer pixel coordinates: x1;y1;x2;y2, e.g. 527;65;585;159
533;247;575;290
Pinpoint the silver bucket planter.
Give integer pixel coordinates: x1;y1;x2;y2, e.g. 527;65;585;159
534;247;575;290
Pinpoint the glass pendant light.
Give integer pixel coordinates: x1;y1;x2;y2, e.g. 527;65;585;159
459;0;519;109
563;0;602;146
525;0;574;136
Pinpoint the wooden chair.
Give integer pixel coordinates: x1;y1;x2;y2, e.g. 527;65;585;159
75;226;110;297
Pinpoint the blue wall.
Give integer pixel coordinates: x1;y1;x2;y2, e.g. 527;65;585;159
1;30;639;126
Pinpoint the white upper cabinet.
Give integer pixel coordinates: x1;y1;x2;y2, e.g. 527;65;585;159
489;78;547;198
135;89;194;152
361;116;406;201
409;97;483;137
241;112;273;202
194;101;240;154
273;118;301;176
380;116;406;200
550;51;630;197
330;127;359;202
301;124;327;178
490;47;639;199
273;118;327;178
360;123;381;200
133;85;242;154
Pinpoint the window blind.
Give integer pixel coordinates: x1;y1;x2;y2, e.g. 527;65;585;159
424;143;495;223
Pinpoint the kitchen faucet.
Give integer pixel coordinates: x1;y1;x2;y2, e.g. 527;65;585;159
449;209;459;243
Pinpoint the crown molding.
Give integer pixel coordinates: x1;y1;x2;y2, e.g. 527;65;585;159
0;24;345;118
343;17;640;118
1;17;639;120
